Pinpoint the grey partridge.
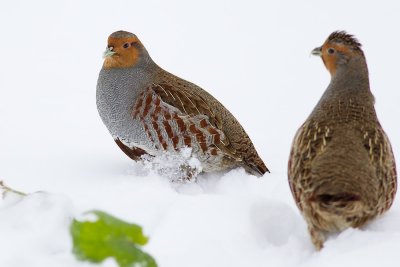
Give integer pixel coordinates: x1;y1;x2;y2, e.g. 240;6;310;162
288;31;397;250
96;31;268;179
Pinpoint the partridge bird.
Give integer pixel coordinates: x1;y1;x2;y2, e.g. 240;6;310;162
96;31;268;179
288;31;397;250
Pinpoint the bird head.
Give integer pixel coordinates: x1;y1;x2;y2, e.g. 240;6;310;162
102;31;146;69
311;31;365;76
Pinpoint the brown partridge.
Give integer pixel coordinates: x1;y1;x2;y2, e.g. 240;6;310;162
288;31;397;250
96;31;268;179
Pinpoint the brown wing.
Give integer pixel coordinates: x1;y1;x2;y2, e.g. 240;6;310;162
153;82;268;176
153;82;223;130
288;121;333;210
363;124;397;214
132;84;238;162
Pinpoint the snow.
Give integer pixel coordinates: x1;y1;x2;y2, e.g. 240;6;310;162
1;0;400;266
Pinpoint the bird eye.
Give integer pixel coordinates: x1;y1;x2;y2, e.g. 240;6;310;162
123;43;130;48
327;48;335;54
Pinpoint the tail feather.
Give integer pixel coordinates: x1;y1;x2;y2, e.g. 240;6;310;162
315;193;361;204
310;192;364;215
243;158;269;177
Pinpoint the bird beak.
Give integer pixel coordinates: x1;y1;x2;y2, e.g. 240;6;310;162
311;46;322;56
103;47;116;58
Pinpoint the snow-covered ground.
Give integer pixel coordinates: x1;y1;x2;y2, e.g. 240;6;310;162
1;0;400;266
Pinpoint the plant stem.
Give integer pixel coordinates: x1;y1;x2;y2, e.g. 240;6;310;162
0;180;27;198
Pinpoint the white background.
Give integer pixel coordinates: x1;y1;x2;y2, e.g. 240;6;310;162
0;1;399;266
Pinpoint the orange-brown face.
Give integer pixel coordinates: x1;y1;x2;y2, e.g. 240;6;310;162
312;41;355;76
103;36;143;69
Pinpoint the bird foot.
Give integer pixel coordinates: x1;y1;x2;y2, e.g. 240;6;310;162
308;226;325;250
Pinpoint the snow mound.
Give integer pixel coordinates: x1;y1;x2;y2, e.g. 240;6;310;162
140;147;202;182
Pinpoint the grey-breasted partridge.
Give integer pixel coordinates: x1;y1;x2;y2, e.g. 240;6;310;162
288;31;397;250
96;31;268;179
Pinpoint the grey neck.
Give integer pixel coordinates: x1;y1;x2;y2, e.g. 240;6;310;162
310;55;375;120
131;47;157;71
329;56;370;94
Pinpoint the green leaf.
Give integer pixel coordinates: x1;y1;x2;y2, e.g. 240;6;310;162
70;210;157;267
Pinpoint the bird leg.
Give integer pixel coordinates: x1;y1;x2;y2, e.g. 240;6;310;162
308;225;325;250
